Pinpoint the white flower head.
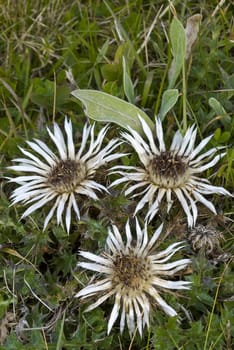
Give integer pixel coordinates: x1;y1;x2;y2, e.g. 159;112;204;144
8;117;124;232
110;116;232;227
76;219;191;336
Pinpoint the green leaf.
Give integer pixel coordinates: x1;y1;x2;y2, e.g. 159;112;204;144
141;71;154;107
219;131;231;143
101;63;121;81
168;17;186;88
158;89;179;121
56;312;66;350
208;97;231;126
31;78;70;109
71;89;154;134
209;97;227;115
214;127;221;141
214;128;231;143
122;56;135;103
208;97;231;127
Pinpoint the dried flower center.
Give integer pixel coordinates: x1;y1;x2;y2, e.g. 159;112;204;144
47;159;87;193
189;225;223;255
112;253;151;291
148;152;189;188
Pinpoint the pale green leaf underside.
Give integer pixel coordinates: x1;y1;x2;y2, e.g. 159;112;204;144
71;89;154;134
158;89;179;121
168;17;186;89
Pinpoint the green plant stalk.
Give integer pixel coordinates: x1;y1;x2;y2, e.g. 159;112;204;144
53;72;57;123
56;310;66;350
154;64;168;117
167;330;180;349
182;58;187;132
204;260;232;350
208;331;225;350
146;328;151;350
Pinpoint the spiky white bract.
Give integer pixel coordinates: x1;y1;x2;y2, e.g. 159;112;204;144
9;118;123;232
110;116;231;227
76;219;191;336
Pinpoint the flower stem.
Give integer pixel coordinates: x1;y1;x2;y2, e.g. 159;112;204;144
182;58;187;132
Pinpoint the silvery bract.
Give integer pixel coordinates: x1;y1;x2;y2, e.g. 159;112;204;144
9;118;123;232
111;116;231;226
76;219;190;336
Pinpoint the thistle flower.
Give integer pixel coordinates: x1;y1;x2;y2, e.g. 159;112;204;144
188;224;223;256
8;118;123;232
76;219;191;336
110;117;231;227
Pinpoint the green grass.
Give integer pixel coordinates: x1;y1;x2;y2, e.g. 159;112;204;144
0;0;233;349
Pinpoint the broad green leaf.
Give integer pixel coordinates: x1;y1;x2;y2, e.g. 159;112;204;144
214;128;230;143
71;89;154;134
219;131;231;143
31;78;70;109
122;56;135;103
214;127;221;141
158;89;179;121
168;17;186;88
209;97;228;116
101;63;121;81
208;97;231;126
